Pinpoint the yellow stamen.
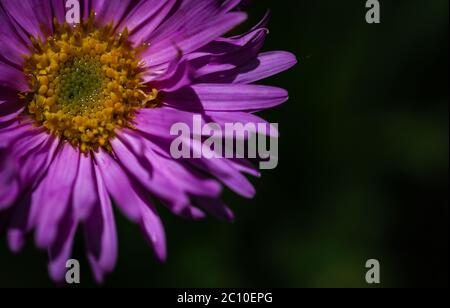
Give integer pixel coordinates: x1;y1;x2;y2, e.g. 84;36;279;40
22;13;158;152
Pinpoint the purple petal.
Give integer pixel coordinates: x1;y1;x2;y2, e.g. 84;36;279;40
118;130;222;197
0;149;19;209
147;0;241;44
51;0;66;25
0;61;28;91
32;144;80;249
73;153;98;221
110;133;207;220
197;51;297;84
84;164;118;283
94;149;167;261
0;106;24;124
188;138;256;198
18;134;59;187
188;28;268;79
120;0;177;41
194;196;235;222
6;193;32;252
143;12;247;66
94;149;145;221
228;158;261;177
134;113;257;198
1;0;53;40
7;229;25;253
0;120;35;148
205;111;280;138
48;209;77;282
139;197;167;262
92;0;133;27
0;90;25;123
149;59;193;92
0;7;30;66
162;84;288;112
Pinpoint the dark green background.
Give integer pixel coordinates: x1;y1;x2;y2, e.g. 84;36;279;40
0;0;448;288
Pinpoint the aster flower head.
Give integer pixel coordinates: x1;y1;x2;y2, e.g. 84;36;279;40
0;0;296;283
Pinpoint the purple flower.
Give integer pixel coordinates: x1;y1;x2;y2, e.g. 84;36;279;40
0;0;296;283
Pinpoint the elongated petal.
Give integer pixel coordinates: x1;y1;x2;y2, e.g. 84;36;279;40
135;115;257;198
110;134;207;220
73;153;98;221
0;150;19;209
197;51;297;84
92;0;133;27
84;164;118;283
0;7;30;66
94;149;167;261
32;144;80;249
17;133;58;187
147;0;239;43
94;150;144;221
6;193;32;252
48;209;77;282
189;28;268;78
162;84;288;112
188;138;256;198
0;61;28;91
144;12;247;66
139;197;167;262
194;196;235;222
1;0;53;39
120;130;222;197
120;0;177;39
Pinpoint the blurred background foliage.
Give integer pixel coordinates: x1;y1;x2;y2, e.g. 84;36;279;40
0;0;448;288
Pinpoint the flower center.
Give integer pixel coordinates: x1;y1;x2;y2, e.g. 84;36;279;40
56;57;106;113
23;14;158;152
